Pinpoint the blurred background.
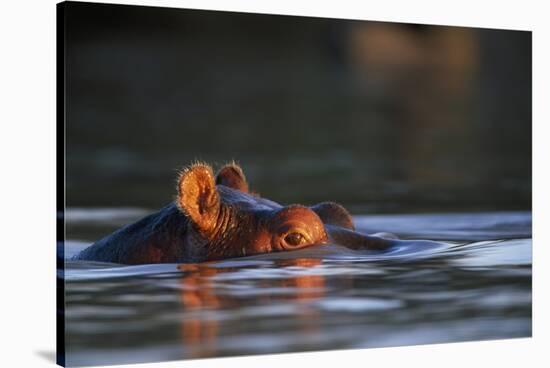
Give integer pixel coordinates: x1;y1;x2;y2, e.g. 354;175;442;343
65;2;531;214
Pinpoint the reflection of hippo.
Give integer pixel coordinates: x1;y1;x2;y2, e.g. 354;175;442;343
75;162;396;264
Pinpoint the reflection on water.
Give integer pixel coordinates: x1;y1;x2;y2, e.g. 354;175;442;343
63;209;531;367
176;259;326;359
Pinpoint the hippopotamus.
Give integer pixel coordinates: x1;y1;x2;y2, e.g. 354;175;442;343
74;162;397;265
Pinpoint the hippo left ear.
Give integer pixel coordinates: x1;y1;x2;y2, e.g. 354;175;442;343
177;164;221;237
215;163;249;193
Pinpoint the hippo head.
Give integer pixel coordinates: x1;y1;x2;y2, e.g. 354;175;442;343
176;163;368;261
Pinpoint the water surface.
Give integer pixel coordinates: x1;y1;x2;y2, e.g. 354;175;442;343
63;209;531;367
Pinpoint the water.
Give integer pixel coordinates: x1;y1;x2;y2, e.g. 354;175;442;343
62;208;532;367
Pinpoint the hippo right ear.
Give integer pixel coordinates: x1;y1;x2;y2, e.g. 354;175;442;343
177;164;221;237
215;163;249;193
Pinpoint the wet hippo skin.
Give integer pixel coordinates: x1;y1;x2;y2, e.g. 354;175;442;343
74;162;397;264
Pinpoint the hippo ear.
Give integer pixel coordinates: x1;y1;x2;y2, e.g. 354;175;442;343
177;164;220;236
215;163;249;193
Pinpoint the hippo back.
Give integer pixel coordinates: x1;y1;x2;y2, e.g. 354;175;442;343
73;204;205;264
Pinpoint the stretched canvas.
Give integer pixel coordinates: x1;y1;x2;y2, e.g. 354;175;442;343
57;1;532;366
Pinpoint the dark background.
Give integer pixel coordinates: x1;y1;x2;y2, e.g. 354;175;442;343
64;1;531;213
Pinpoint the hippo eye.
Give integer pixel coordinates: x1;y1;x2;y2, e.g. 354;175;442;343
284;232;307;247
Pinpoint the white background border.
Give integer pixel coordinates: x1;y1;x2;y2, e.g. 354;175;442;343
0;0;546;367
